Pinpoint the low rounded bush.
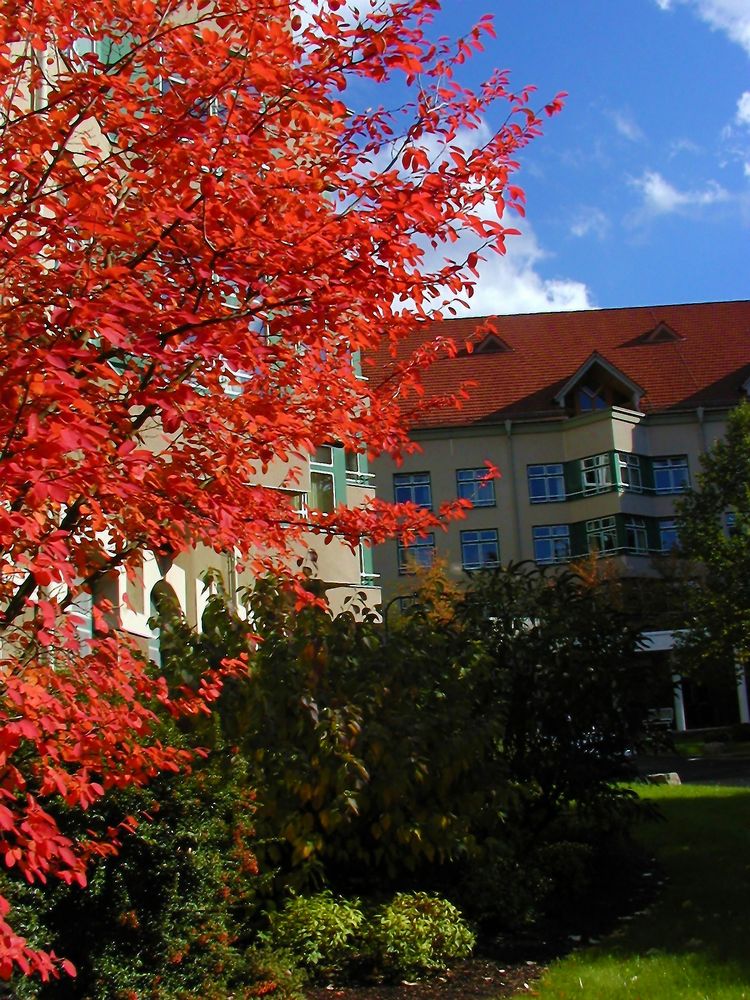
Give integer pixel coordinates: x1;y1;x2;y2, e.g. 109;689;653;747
262;892;366;978
365;892;475;977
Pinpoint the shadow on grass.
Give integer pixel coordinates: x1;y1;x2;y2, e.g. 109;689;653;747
602;786;750;973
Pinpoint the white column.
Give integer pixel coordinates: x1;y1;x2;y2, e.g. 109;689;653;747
735;661;750;725
672;672;687;732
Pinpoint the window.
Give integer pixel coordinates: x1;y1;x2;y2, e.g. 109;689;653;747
397;533;435;574
581;453;611;494
577;384;608;412
345;451;374;487
394;472;432;509
527;464;565;503
309;471;335;513
460;529;500;571
726;511;737;537
659;518;679;552
456;468;496;507
533;525;571;564
314;445;333;465
586;516;617;554
625;517;648;554
653;456;689;494
617;453;642;492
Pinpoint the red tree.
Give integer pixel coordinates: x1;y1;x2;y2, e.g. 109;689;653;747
0;0;561;976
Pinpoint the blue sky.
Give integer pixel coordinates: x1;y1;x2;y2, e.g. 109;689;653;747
423;0;750;314
305;0;750;315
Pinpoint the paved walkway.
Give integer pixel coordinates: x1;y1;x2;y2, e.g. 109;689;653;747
636;752;750;787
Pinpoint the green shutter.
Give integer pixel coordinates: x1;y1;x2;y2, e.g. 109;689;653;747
563;459;581;500
641;456;655;494
645;516;661;553
615;514;628;551
569;519;588;557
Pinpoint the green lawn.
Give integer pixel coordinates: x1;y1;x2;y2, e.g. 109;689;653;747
534;785;750;999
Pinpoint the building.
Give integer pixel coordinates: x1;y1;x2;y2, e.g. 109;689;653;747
113;443;379;660
370;299;750;729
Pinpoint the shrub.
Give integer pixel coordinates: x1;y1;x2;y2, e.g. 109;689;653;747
261;892;366;979
366;893;475;978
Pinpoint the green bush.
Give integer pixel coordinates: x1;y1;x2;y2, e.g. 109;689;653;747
366;893;475;978
261;892;366;978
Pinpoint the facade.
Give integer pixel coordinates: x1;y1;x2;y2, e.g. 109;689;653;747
111;445;380;658
370;300;750;729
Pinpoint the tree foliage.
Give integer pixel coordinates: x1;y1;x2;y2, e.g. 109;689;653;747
155;564;649;899
676;401;750;669
0;0;562;974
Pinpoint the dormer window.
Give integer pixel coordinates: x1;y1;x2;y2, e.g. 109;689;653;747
474;333;512;355
554;352;644;415
643;321;682;344
577;384;608;412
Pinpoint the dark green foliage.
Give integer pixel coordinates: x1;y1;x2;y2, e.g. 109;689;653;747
226;575;507;890
158;565;651;902
676;401;750;673
2;722;263;999
454;563;651;828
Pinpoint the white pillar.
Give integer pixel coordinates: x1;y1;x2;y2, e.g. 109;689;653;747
672;672;687;732
735;661;750;725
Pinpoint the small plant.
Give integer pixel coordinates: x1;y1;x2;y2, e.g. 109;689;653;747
366;893;475;978
262;892;366;979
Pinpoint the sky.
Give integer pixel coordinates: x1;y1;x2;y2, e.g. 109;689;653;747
305;0;750;316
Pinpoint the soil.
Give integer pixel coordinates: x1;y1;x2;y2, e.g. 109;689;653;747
305;956;547;1000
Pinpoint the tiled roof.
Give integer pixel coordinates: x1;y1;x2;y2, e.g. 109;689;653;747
367;300;750;430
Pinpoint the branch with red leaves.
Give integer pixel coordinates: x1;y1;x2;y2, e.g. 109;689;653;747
0;0;562;977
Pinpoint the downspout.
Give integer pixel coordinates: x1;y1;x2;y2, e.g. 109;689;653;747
505;419;523;561
696;405;706;453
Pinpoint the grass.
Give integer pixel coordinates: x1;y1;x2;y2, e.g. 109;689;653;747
534;784;750;999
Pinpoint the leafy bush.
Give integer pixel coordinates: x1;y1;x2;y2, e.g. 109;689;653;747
366;893;475;977
261;892;366;978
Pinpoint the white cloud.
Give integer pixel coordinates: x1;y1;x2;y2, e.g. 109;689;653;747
293;0;394;30
570;208;610;240
609;110;645;143
440;222;593;317
669;137;703;157
654;0;750;56
631;169;730;215
737;91;750;126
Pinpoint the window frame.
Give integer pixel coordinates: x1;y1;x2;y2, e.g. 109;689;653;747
460;528;500;571
309;469;335;513
581;453;612;495
617;452;642;493
527;463;565;504
653;455;690;495
625;516;649;554
393;472;432;510
586;515;617;554
456;467;496;508
397;533;436;575
659;518;680;552
533;524;571;564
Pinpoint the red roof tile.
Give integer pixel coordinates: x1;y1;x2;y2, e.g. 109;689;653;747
367;300;750;430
